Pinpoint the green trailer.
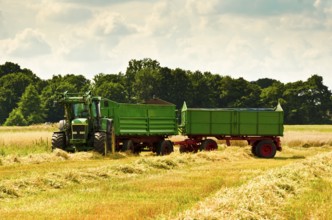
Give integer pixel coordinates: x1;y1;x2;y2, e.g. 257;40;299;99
178;102;284;158
99;99;177;154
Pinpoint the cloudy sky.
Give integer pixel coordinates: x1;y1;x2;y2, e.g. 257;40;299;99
1;0;332;88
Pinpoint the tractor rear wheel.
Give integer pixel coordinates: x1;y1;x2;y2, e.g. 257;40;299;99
52;132;66;150
201;139;218;151
255;140;277;158
94;132;108;155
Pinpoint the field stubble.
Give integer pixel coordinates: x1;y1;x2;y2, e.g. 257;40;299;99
0;125;332;219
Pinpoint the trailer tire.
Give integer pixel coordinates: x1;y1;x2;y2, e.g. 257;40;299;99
94;132;107;155
167;140;174;154
201;139;218;151
122;140;133;152
179;145;187;153
52;132;66;150
251;142;258;156
157;140;173;156
256;140;277;158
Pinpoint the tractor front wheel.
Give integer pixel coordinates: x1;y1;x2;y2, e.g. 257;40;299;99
51;132;66;151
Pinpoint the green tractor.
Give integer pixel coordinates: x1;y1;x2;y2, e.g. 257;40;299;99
52;91;114;155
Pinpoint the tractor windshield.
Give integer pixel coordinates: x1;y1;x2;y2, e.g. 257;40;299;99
72;103;89;118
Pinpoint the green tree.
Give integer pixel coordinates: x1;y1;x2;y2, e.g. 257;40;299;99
254;78;279;89
0;73;34;124
94;81;127;102
0;62;21;78
260;81;285;107
168;68;193;108
125;58;161;102
92;73;124;89
188;71;220;108
0;62;40;82
3;108;28;126
219;76;261;107
20;84;45;124
133;68;162;102
40;74;90;122
282;75;332;124
4;84;45;125
157;67;173;101
91;73;127;102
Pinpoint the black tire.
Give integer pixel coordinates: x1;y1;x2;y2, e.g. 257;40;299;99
251;145;257;156
201;139;218;151
122;140;134;152
157;140;173;156
94;132;107;155
255;140;277;158
251;142;258;156
52;132;66;150
179;145;187;153
167;140;174;154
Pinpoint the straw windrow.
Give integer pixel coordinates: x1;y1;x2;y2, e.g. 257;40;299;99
176;151;332;220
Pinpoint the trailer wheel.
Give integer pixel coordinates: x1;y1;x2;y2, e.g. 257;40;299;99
94;132;108;155
251;142;258;156
157;140;173;156
201;139;218;151
167;140;174;154
256;140;277;158
179;145;187;153
52;132;66;150
122;140;133;152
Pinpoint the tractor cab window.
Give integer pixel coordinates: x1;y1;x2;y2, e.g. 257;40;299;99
72;103;89;118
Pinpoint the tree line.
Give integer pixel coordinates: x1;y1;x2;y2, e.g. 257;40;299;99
0;58;331;125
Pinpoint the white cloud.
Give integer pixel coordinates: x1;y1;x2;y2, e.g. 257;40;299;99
145;1;185;36
0;10;5;38
5;28;51;57
60;40;102;62
0;0;332;89
314;0;322;8
213;0;316;16
36;1;92;24
279;14;323;30
55;11;137;62
90;12;136;37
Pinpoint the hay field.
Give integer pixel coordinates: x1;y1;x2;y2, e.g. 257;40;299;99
0;125;332;219
0;124;57;156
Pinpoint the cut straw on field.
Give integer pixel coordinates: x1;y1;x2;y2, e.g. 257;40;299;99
0;149;98;166
0;149;254;200
175;151;332;220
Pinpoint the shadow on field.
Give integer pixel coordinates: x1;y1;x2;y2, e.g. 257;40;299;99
274;155;306;160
